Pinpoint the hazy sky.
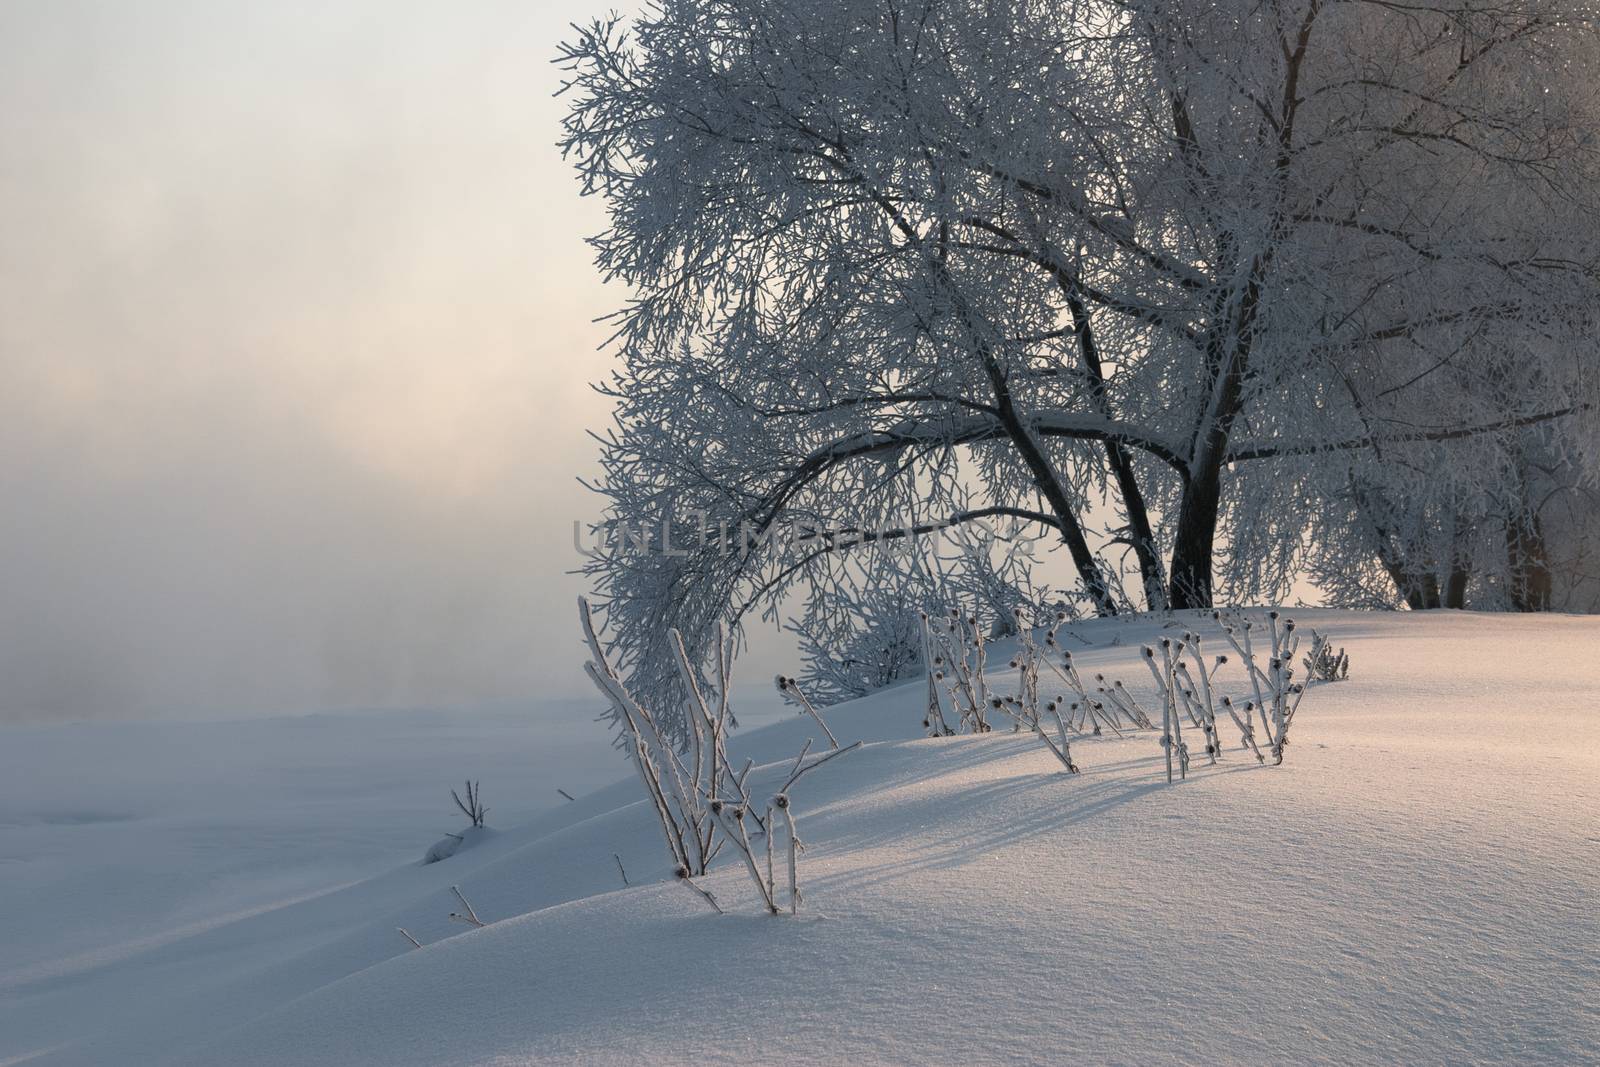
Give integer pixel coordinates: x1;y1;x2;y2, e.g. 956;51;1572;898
0;2;633;721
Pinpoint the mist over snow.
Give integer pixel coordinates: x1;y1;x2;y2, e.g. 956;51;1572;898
0;1;636;722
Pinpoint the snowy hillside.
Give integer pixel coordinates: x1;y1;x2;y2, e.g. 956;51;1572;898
4;610;1597;1066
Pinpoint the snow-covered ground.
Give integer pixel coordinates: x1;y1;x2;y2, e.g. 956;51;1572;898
2;610;1596;1065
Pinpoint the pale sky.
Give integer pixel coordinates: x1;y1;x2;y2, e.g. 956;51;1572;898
0;2;628;720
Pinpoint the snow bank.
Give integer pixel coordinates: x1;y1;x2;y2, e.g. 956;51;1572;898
4;611;1597;1065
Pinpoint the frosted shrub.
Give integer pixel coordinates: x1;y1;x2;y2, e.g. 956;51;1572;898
1142;612;1315;770
579;598;857;916
922;600;1322;781
919;608;993;735
923;603;1151;774
422;781;489;864
1303;630;1350;683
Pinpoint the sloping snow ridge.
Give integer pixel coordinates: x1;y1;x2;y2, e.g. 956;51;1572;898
4;610;1597;1065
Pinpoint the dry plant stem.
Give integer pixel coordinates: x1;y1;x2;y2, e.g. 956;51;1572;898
1144;647;1175;784
1197;648;1230;750
920;614;952;736
585;660;692;874
579;599;859;917
669;628;725;856
786;738;813;783
1162;642;1189;779
678;872;723;914
451;780;487;828
580;602;696;865
1088;694;1126;737
398;928;422;949
969;618;991;712
1113;681;1156;728
1268;619;1286;744
1218;625;1263;708
1287;674;1310;725
658;630;716;861
778;676;839;749
779;799;801;916
1216;612;1306;763
1175;657;1218;764
1223;695;1266;763
782;740;864;792
712;803;778;914
1035;711;1079;772
932;611;988;731
764;803;777;905
449;885;485;928
1229;621;1275;742
584;598;763;875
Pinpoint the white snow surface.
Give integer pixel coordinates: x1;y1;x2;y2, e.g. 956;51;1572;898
2;610;1597;1065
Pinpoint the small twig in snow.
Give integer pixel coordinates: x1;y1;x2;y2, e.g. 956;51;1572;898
448;885;486;928
782;739;864;793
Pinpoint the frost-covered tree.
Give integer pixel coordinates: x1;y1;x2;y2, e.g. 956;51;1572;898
787;518;1056;702
559;0;1599;724
1312;421;1600;612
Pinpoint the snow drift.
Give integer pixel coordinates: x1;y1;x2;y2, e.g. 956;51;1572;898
2;610;1596;1065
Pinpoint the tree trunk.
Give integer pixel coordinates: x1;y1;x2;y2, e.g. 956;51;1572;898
1060;284;1168;611
1168;463;1222;610
944;264;1118;616
1167;336;1250;611
1506;511;1553;612
977;339;1118;616
1444;564;1470;609
1166;230;1264;611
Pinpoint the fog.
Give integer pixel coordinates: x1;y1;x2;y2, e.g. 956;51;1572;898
0;2;636;721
